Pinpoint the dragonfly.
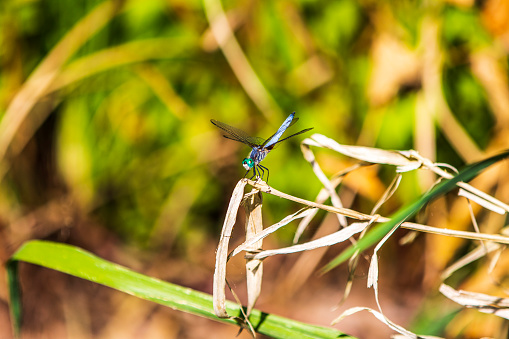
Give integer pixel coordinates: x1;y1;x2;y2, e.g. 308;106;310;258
211;112;313;182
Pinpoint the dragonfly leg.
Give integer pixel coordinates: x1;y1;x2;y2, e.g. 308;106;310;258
258;166;264;181
244;169;251;179
247;168;256;180
258;165;269;183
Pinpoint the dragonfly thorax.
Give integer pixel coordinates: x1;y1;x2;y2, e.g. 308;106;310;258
244;148;269;170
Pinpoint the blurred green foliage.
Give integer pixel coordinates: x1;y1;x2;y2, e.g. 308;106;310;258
0;0;502;246
1;0;508;336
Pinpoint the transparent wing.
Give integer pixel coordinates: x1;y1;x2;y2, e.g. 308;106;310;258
211;119;265;147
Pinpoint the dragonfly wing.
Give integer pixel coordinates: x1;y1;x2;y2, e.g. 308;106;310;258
211;119;264;147
262;112;297;148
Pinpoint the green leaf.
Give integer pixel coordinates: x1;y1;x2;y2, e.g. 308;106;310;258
7;261;21;337
322;150;509;273
8;240;353;339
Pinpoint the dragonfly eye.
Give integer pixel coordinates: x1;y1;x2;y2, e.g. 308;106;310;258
242;158;254;170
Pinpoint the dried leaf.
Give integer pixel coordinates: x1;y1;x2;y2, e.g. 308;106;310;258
459;188;506;215
244;189;263;316
248;222;369;260
300;141;348;227
213;179;247;318
248;181;509;246
441;242;500;280
229;208;315;259
331;306;438;338
303;134;416;167
371;174;402;215
440;284;509;320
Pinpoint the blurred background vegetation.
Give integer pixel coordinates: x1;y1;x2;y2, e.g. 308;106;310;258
1;0;509;338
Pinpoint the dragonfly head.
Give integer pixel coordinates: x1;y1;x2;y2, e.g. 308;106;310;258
242;158;254;170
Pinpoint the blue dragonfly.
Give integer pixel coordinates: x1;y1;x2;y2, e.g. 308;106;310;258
211;112;313;182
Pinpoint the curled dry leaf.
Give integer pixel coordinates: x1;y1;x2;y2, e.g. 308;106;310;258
305;135;509;215
440;284;509;320
230;208;315;259
244;189;263;316
458;188;505;215
331;306;438;339
213;179;247;318
247;222;369;260
303;134;416;167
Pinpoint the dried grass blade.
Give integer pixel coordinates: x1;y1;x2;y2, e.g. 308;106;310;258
248;181;509;245
300;141;347;227
399;222;509;244
304;136;509;218
213;179;247;318
303;134;416;167
294;208;320;244
458;188;505;215
248;222;369;260
249;180;377;221
294;171;348;243
457;183;509;213
441;242;500;280
370;174;402;215
488;246;504;275
410;151;509;213
333;254;360;308
440;284;509;319
331;306;434;338
323;149;509;270
230;208;314;259
337;174;400;303
392;336;444;339
243;189;263;316
364;218;419;338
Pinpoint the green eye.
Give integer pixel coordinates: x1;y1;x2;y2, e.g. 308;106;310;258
242;158;254;169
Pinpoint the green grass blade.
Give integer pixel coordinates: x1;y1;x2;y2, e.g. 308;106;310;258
322;150;509;273
6;260;21;337
8;240;352;339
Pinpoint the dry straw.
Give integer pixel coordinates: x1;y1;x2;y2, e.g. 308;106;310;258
213;133;509;338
